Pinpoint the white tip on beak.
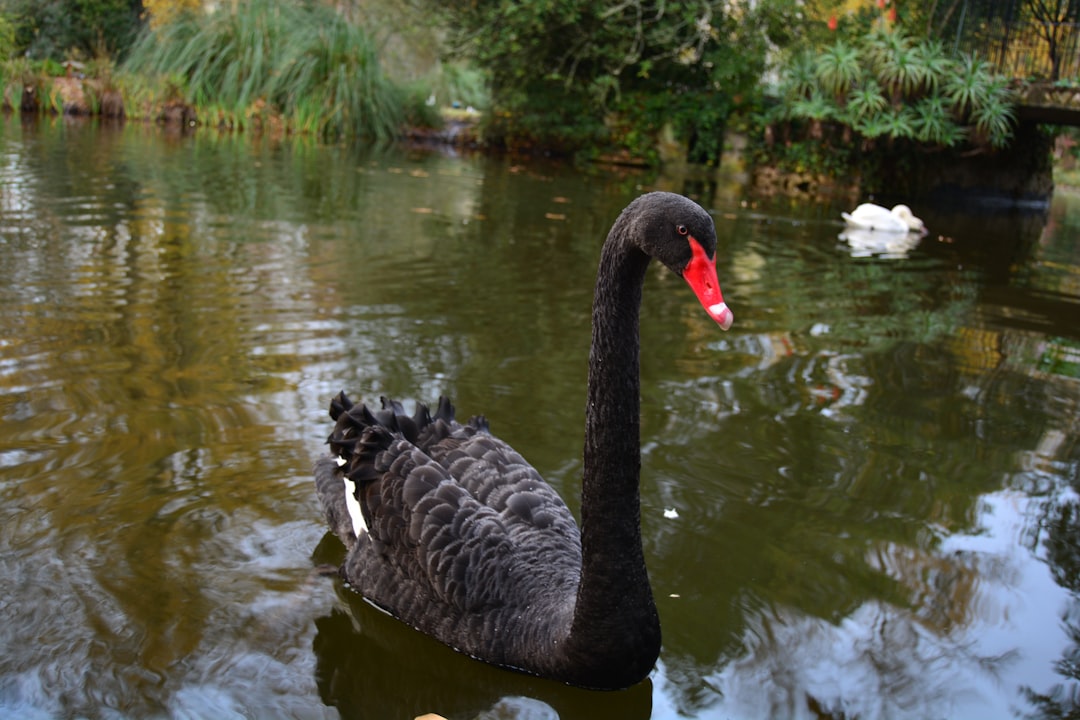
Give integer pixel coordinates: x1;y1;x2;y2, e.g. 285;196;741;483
709;302;734;331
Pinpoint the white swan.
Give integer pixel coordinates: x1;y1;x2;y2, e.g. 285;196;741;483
841;203;926;234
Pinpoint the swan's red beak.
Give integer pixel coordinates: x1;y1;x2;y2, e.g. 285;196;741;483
683;238;733;331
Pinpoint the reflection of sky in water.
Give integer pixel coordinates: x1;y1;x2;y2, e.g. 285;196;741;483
0;117;1078;719
650;488;1070;720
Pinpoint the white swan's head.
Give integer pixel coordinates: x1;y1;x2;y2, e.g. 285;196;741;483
892;205;926;234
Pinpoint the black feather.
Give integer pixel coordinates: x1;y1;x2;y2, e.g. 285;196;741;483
312;192;725;689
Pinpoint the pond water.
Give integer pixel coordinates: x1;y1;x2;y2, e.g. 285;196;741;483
1;114;1078;720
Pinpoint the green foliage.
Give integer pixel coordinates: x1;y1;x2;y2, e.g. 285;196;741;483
970;81;1017;148
883;44;925;96
912;95;955;144
845;79;888;121
270;13;404;141
785;50;819;101
916;39;952;94
609;85;734;166
122;0;407;141
791;91;835;121
882;105;917;140
426;62;489;111
0;55;29;108
854;112;890;139
760;24;1017;177
816;40;861;97
749;19;1026;192
433;0;779;163
945;53;993;115
0;54;76;112
485;78;607;154
0;12;15;59
2;0;144;61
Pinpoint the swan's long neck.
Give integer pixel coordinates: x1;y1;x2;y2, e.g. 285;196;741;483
564;233;661;687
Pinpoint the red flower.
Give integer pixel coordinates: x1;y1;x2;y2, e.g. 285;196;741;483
828;14;838;30
877;0;886;8
888;6;897;22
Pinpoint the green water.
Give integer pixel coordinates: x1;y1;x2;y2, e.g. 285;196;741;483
1;115;1078;719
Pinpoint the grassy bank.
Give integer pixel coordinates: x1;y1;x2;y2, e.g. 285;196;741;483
1;0;468;142
124;0;420;140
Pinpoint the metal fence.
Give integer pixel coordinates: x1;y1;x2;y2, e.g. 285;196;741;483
955;20;1080;81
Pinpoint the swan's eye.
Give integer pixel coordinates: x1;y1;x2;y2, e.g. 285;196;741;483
676;225;688;236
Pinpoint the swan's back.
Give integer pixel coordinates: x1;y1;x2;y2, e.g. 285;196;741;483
842;203;924;233
313;393;582;672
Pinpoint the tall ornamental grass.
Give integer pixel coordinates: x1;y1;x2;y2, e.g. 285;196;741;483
122;0;404;141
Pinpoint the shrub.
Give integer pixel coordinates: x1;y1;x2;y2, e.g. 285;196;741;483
757;25;1017;174
122;0;406;141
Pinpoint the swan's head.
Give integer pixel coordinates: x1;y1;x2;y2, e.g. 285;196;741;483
624;192;733;331
892;205;927;234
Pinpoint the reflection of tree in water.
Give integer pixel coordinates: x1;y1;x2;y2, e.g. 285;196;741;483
1023;498;1080;720
701;600;1018;719
639;201;1079;716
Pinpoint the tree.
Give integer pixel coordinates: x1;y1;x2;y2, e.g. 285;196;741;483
1;0;145;60
0;12;15;59
429;0;787;162
918;0;1080;81
1023;0;1080;80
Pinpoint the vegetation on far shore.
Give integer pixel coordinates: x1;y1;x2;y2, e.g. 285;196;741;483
0;0;1076;189
122;0;419;141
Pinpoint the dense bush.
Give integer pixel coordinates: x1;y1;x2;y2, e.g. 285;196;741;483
756;25;1018;179
1;0;144;61
435;0;780;163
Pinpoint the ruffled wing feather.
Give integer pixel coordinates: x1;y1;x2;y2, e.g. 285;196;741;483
319;393;580;623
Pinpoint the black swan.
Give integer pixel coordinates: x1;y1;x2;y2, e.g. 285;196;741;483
313;191;733;690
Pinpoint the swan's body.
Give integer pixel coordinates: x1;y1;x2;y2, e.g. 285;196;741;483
841;203;926;234
313;192;732;690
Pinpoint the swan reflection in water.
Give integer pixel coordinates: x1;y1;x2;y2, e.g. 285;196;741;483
839;228;924;259
310;532;652;720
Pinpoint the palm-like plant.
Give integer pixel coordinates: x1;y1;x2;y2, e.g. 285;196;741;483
882;106;917;140
945;53;992;117
912;95;957;144
915;39;953;95
790;90;835;141
855;112;891;139
763;17;1018;166
816;40;861;98
845;79;888;122
970;79;1017;148
863;26;910;76
878;43;924;97
934;121;969;147
791;90;835;121
783;50;818;101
